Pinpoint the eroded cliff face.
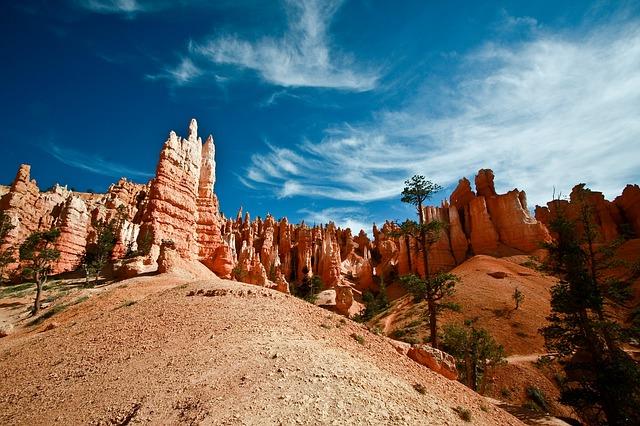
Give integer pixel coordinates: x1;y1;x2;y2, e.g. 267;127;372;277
139;119;204;262
3;119;636;308
368;170;552;279
535;183;640;244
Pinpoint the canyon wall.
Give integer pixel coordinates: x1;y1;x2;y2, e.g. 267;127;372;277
535;183;640;243
2;119;637;306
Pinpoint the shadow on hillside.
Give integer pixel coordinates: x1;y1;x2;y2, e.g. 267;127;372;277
493;400;581;426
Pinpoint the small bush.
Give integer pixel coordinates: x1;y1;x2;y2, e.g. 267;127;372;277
354;279;389;322
523;401;541;412
500;387;512;398
0;282;34;297
391;328;408;339
413;383;427;394
291;275;324;304
439;301;462;312
406;319;422;328
73;295;89;305
455;406;472;422
534;355;553;369
526;386;549;412
351;333;365;345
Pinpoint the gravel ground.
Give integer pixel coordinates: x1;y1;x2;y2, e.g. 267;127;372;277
0;274;522;425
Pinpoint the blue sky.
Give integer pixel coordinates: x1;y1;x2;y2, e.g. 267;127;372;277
1;0;639;233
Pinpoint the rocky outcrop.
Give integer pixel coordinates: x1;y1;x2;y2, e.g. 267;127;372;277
477;170;551;253
139;119;203;262
437;170;551;258
536;183;637;243
615;185;640;237
55;196;90;272
197;135;224;270
3;119;637;313
157;239;215;280
335;284;354;316
318;223;342;287
407;344;459;381
389;339;458;380
0;165;51;251
366;170;550;280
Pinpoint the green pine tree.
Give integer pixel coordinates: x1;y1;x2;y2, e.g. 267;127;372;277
541;187;640;425
19;229;61;314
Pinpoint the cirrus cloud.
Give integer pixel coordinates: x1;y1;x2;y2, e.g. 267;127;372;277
167;0;380;91
244;17;640;208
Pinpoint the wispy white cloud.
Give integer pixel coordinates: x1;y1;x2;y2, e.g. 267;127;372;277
73;0;152;15
186;0;379;91
146;57;203;86
260;90;302;108
45;143;154;179
245;18;640;208
298;206;372;234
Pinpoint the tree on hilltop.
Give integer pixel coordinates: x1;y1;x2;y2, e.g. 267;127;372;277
392;175;459;349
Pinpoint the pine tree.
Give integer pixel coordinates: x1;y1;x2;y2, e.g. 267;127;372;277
19;229;60;314
442;319;505;392
393;175;459;348
541;187;640;425
82;205;127;285
0;211;16;283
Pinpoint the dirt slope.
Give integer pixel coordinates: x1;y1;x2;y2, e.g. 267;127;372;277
374;255;556;355
0;274;521;425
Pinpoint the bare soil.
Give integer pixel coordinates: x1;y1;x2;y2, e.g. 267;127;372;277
0;274;522;425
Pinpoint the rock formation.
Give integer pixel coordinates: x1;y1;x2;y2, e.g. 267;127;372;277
139;119;204;262
389;339;458;381
369;169;551;279
2;119;637;316
615;185;640;237
54;196;90;272
535;183;640;243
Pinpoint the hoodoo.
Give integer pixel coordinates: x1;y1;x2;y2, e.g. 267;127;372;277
0;120;630;299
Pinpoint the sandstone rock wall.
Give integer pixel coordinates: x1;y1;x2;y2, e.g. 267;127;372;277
535;183;639;243
2;119;636;311
139;119;203;262
55;196;90;271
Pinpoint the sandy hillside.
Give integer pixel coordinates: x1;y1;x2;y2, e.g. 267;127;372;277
375;255;556;356
0;274;521;425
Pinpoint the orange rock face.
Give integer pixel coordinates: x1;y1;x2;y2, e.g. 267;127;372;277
478;171;551;253
139;119;203;262
536;183;635;243
55;196;90;272
0;165;51;251
196;135;224;269
615;185;640;237
407;344;458;381
2;119;637;311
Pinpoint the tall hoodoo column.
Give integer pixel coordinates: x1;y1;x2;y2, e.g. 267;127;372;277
197;134;224;269
139;119;203;262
